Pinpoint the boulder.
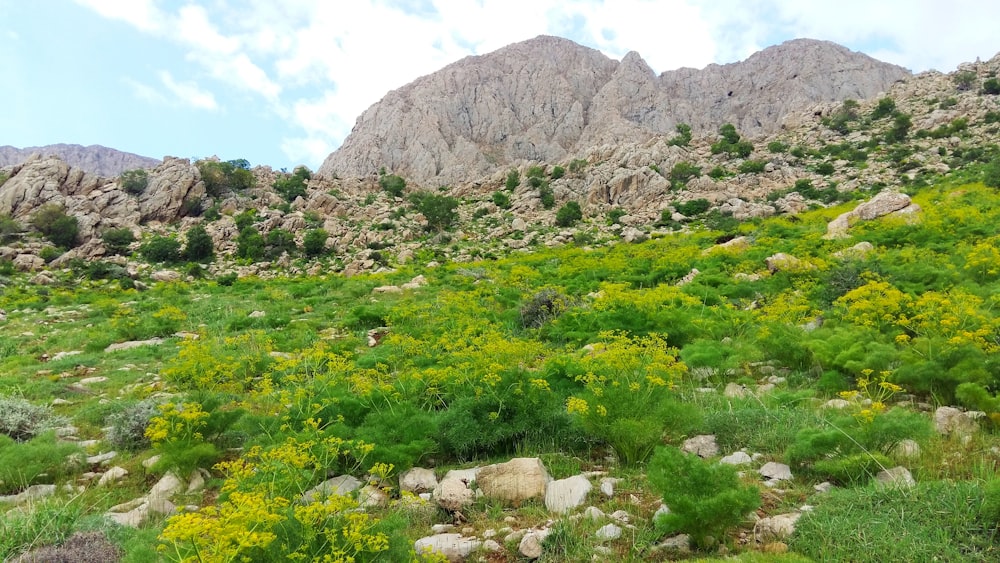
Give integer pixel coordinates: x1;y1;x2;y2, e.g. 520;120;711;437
544;474;592;514
400;467;438;493
755;512;801;541
433;474;476;512
300;475;362;503
682;435;719;458
934;406;979;437
477;457;550;505
759;462;793;482
414;533;482;562
876;466;916;488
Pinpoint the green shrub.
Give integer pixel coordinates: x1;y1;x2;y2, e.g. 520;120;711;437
303;228;329;257
738;159;767;174
711;124;754;157
198;159;255;197
520;289;571;328
0;214;22;243
675;199;711;216
648;446;761;549
668;122;692;147
140;235;182;263
352;403;439;470
411;192;459;231
607;207;627;225
105;400;159;452
767;140;789;153
555;201;583;227
983;78;1000;95
39;246;63;263
871;97;896;119
216;272;238;286
119;169;149;195
527;165;546;178
708;166;728;179
505;169;520;190
236;227;265;261
669;161;702;187
568;158;588;173
379;173;406;197
0;432;83;493
539;182;555;209
273;166;311;201
265;228;297;258
984;157;1000;188
183;224;214;262
101;227;135;255
550;165;565;180
30;204;79;248
983;479;1000;527
0;395;65;441
814;162;836;175
953;70;977;91
885;112;912;143
491;191;511;209
233;209;257;230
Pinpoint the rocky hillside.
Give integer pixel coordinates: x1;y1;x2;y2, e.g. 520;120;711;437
0;144;159;177
319;37;910;184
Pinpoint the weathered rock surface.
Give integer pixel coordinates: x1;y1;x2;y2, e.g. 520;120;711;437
0;143;159;177
477;457;550;504
320;36;909;185
545;474;592;514
414;533;481;562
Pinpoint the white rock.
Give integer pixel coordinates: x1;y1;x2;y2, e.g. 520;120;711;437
720;451;753;466
518;531;549;559
893;439;921;459
682;435;719;458
86;451;118;465
544;474;592;514
582;506;606;520
149;472;185;499
433;475;475;512
301;475;362;503
599;477;619;497
876;466;915;488
595;523;622;541
934;406;979;437
98;466;129;486
755;512;801;541
414;533;482;562
477;457;550;504
400;467;438;493
724;382;750;398
759;462;793;481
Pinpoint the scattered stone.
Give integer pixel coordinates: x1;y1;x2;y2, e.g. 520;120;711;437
720;451;753;466
477;457;550;505
142;455;162;470
150;270;181;282
876;466;916;488
248;310;266;318
0;484;57;505
98;466;129;486
682;434;719;458
759;462;793;481
893;439;921;459
544;474;592;514
50;350;82;362
653;534;691;554
86;450;117;465
518;530;550;559
724;382;750;398
823;399;851;409
653;504;670;521
400;467;438;493
401;275;428;290
372;285;403;294
300;475;362;503
104;338;165;353
483;539;501;553
934;406;979;437
414;533;482;562
434;474;476;512
431;524;455;534
582;506;606;520
610;510;630;523
358;484;389;508
814;482;834;493
595;523;622;541
599;477;619;497
755;512;801;541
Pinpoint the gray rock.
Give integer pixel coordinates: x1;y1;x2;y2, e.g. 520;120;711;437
682;435;719;458
595;523;622;541
934;406;979;437
759;462;793;481
413;533;481;562
518;530;550;559
545;474;592;514
98;466;129;486
876;466;916;488
433;475;476;512
755;512;801;541
301;475;362;503
477;457;550;504
720;451;753;466
400;467;438;493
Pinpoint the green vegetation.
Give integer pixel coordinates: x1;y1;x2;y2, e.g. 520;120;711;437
491;190;511;209
668;122;692;147
505;169;520;190
182;224;214;262
30;204;79;249
118;169;149;195
303;228;329;257
379;172;406;197
273;166;312;202
410;191;459;231
140;235;182;263
711;123;754;158
197;158;255;196
555;200;583;227
669;161;702;187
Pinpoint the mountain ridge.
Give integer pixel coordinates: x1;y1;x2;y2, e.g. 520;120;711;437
0;143;160;178
319;36;910;184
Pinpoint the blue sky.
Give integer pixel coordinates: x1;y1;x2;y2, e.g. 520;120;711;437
3;0;999;173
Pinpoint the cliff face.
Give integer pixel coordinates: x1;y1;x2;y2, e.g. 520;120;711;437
0;144;160;177
319;37;910;184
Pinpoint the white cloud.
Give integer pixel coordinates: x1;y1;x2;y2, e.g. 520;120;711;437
81;0;1000;168
159;71;219;110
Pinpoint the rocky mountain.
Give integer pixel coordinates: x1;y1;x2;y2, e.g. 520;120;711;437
0;144;159;177
319;36;910;185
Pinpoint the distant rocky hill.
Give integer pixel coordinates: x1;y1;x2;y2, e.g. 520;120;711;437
320;36;910;184
0;144;159;177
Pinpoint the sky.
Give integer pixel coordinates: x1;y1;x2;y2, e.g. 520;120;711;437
2;0;999;172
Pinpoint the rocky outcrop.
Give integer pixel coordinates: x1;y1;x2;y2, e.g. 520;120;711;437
0;143;159;177
320;36;910;185
139;157;206;223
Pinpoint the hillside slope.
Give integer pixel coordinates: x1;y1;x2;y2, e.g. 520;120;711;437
319;37;909;184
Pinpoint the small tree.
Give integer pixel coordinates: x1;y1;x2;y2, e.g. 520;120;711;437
0;214;23;243
871;97;896;119
492;191;511;209
265;228;297;258
183;224;214;262
272;166;311;202
235;227;264;261
30;204;79;248
550;165;565;180
411;192;459;231
102;228;136;255
119;169;149;195
885;112;913;143
505;169;520;190
303;228;328;258
983;78;1000;95
710;124;753;157
953;70;978;91
668;123;692;147
555;201;583;227
669;162;702;187
140;235;181;263
984;157;1000;188
648;446;760;549
379;173;406;198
